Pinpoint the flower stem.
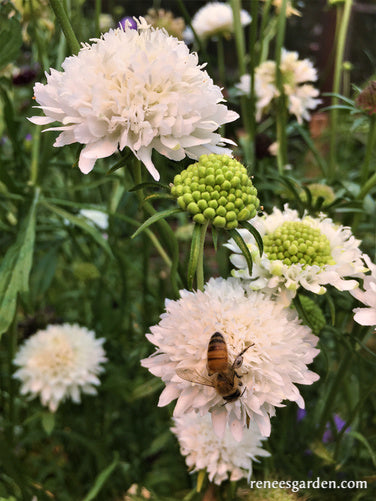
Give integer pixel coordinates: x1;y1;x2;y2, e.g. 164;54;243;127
49;0;81;55
247;0;260;161
317;348;354;439
230;0;247;76
274;0;288;174
94;0;101;37
30;126;41;185
196;221;209;292
328;0;353;182
360;114;376;185
357;170;376;201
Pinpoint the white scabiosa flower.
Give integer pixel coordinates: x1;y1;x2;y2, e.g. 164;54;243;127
171;412;270;485
141;277;319;440
13;324;107;412
351;254;376;327
226;205;365;304
29;18;238;181
186;2;251;41
236;50;321;123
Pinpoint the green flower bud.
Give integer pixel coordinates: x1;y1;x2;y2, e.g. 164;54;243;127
171;154;260;229
299;295;326;334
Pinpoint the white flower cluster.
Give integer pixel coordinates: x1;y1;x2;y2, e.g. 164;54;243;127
351;254;376;328
142;277;319;440
30;18;238;181
14;324;107;412
236;49;321;123
185;2;251;42
171;412;270;484
226;205;365;304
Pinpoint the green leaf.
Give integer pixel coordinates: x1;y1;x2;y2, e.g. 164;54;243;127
143;193;175;203
348;431;376;468
129;181;170;192
131;207;182;240
0;5;22;69
239;220;264;256
0;189;39;338
228;228;253;276
82;453;120;501
41;201;113;258
41;412;55;436
187;223;202;290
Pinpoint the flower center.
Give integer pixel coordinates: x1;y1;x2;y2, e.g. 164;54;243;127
171;154;259;229
263;221;335;267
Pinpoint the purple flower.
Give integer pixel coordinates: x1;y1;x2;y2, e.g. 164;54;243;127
323;414;350;443
297;408;307;422
25;133;32;141
119;17;137;30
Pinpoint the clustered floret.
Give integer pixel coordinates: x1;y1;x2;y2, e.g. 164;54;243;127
263;221;334;267
171;154;259;229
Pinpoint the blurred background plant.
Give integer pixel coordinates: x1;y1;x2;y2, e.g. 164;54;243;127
0;0;375;500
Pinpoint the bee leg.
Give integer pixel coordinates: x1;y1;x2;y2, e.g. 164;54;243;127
240;387;247;397
235;371;242;378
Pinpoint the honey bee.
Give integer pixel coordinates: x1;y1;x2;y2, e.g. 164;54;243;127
176;332;253;403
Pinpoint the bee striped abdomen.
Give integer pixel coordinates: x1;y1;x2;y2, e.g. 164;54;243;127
207;332;228;375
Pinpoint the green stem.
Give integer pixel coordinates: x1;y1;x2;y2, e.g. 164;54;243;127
317;349;353;439
357;170;376;200
49;0;81;54
30;126;41;186
274;0;288;174
328;0;353;182
360;114;376;185
230;0;247;76
216;37;226;87
196;221;209;292
94;0;101;37
247;0;259;162
258;0;272;64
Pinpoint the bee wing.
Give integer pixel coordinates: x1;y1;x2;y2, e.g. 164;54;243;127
176;368;215;388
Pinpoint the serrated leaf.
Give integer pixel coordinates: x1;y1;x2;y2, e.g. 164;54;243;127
42;201;113;258
187;223;202;290
131;207;182;240
239;220;264;256
0;189;39;338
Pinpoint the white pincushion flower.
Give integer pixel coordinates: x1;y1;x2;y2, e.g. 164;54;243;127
351;254;376;327
235;50;321;123
186;2;251;41
226;206;365;304
29;18;238;181
13;324;107;412
171;412;270;485
141;277;319;440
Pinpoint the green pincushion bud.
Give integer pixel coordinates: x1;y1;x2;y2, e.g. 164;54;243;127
263;221;335;268
170;154;260;229
300;183;335;207
299;295;326;334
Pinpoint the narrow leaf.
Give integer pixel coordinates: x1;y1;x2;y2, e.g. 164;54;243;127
348;431;376;468
42;201;113;258
211;225;218;252
187;223;202;290
143;193;175;203
0;189;39;337
131;207;182;240
82;453;120;501
228;228;253;276
239;220;264;256
41;412;55;436
129;181;170;192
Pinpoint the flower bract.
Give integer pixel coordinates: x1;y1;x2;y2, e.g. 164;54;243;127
13;324;107;412
29;18;238;180
226;205;365;304
171;412;270;484
141;277;319;439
